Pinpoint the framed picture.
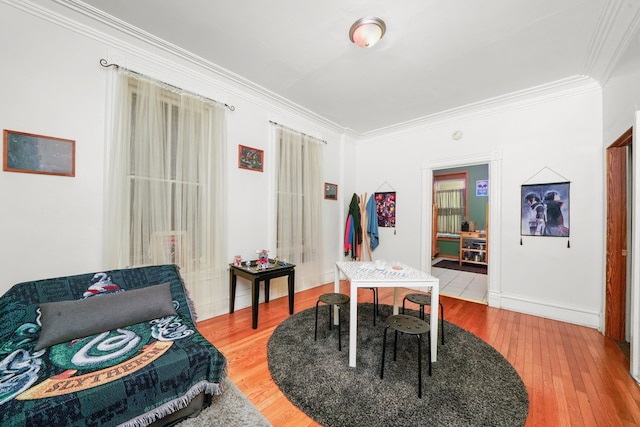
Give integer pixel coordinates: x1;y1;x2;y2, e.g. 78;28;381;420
476;179;488;196
3;129;75;177
324;182;338;200
375;191;396;228
521;182;570;237
238;145;264;172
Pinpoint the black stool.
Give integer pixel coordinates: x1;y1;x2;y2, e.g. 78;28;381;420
402;292;445;345
368;287;379;325
315;293;349;351
380;314;431;398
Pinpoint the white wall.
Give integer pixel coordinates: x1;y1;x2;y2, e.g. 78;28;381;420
356;83;605;328
0;2;348;319
602;34;640;382
0;1;624;334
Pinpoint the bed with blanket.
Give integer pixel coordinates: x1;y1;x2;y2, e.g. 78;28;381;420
0;264;227;426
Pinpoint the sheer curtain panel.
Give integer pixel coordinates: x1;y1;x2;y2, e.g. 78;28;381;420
435;188;466;234
276;128;324;286
106;70;227;306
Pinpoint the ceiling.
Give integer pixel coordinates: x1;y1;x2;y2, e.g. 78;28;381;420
62;0;640;135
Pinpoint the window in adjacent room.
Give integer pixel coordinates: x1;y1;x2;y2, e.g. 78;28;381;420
433;171;468;234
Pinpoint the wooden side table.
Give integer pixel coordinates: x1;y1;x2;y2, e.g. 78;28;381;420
229;259;296;329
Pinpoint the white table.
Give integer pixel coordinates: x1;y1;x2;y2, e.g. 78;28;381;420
334;261;440;367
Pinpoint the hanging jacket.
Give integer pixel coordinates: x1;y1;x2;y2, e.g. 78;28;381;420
366;194;379;250
344;193;361;259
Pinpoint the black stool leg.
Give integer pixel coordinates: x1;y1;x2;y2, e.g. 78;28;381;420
380;326;389;379
439;302;445;345
417;334;423;398
427;331;432;377
314;300;320;341
369;288;378;325
393;330;399;361
402;296;407;314
337;305;342;351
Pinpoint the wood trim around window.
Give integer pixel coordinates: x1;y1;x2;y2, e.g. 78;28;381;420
433;171;469;219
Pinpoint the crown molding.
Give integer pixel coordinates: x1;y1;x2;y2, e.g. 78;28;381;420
359;76;601;140
5;0;347;135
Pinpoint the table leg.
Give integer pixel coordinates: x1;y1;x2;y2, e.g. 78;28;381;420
393;287;399;314
229;271;237;313
349;281;358;367
288;270;295;314
430;283;439;362
251;279;259;329
264;279;271;303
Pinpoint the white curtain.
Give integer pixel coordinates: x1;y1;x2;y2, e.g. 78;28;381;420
105;69;227;304
275;128;324;286
435;188;466;233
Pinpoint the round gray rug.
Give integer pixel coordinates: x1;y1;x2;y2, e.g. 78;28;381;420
267;303;528;426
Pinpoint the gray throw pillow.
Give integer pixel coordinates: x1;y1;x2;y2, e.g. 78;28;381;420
35;282;176;351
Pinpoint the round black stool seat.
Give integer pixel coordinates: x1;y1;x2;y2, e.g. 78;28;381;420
380;314;431;398
404;293;431;307
403;292;445;345
386;314;429;334
319;292;349;306
315;293;350;351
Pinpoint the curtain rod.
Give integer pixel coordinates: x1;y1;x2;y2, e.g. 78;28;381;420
99;59;235;111
269;120;327;144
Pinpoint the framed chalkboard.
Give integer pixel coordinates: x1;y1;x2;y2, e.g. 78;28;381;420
3;130;75;177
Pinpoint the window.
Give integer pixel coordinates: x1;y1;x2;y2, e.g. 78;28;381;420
434;172;467;234
106;71;227;300
275;127;324;285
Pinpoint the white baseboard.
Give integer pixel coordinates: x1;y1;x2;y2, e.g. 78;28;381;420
495;293;601;329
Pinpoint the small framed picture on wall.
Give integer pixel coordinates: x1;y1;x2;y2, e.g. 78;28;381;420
324;182;338;200
3;129;75;177
238;145;264;172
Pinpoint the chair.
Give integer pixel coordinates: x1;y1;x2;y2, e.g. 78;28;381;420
368;287;379;325
314;293;350;351
402;292;445;345
380;314;431;398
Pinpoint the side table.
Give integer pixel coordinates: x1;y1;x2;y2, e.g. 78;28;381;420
229;259;296;329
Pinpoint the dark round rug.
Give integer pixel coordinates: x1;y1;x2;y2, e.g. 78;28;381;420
267;303;528;427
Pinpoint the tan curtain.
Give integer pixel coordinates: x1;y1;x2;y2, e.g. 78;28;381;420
435;188;466;233
275;128;324;286
105;70;227;309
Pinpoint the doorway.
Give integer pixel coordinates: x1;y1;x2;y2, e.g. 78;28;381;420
420;151;502;308
606;128;632;355
431;165;488;303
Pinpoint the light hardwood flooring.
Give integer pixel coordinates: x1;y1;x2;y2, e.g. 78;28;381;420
197;281;640;426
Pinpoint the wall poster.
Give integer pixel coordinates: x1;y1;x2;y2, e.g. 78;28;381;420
375;191;396;228
521;182;570;237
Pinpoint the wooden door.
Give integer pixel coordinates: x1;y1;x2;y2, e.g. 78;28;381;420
606;128;632;341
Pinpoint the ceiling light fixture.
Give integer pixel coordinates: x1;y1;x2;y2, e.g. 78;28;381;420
349;17;386;48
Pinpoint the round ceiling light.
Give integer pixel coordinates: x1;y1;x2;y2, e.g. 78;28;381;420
349;17;386;48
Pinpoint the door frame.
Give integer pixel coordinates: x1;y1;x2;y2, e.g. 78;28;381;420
421;150;502;307
606;127;631;341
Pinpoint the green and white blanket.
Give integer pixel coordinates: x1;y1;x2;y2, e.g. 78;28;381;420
0;265;227;426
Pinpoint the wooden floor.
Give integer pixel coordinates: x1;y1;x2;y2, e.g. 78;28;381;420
197;282;640;427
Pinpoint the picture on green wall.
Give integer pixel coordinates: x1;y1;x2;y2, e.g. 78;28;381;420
476;180;488;196
521;182;570;237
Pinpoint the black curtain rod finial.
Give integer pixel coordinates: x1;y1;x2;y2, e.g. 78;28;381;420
98;58;235;111
99;58;118;68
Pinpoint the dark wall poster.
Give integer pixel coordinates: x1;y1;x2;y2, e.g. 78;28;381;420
521;182;570;237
